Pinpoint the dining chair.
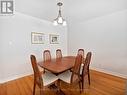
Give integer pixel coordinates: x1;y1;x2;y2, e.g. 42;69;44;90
56;49;62;59
81;52;92;90
58;54;83;92
43;50;51;62
77;49;85;74
30;55;58;95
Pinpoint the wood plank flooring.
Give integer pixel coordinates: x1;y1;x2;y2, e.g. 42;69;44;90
0;70;126;95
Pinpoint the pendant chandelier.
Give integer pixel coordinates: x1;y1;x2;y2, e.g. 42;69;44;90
53;2;67;26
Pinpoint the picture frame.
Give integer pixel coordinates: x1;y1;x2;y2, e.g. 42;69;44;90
49;34;59;44
31;32;44;44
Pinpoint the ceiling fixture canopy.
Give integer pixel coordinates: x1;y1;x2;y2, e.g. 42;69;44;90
53;2;67;26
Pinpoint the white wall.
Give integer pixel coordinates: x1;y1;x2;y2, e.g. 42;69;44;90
0;12;67;83
68;10;127;78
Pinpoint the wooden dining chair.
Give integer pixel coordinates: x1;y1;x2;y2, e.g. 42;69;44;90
77;49;85;74
58;54;83;92
81;52;92;91
56;49;62;59
43;50;51;62
30;55;58;95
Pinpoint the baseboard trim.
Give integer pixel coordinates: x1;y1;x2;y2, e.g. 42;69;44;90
0;72;32;83
0;67;126;83
91;67;127;79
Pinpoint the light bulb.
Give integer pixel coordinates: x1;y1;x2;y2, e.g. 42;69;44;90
53;20;58;26
58;17;63;24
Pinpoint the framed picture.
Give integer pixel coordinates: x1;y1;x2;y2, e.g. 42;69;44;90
31;32;44;44
50;34;59;44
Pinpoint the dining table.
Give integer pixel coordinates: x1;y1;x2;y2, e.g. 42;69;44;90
38;56;76;95
38;56;76;75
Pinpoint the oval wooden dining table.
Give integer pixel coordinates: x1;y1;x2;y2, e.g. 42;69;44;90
38;56;76;95
38;56;76;75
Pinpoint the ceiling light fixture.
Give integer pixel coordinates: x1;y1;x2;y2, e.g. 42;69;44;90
53;2;67;26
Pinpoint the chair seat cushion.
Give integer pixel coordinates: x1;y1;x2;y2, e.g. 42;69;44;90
42;72;58;86
58;70;72;83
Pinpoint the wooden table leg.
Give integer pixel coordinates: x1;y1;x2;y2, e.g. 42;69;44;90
56;79;65;95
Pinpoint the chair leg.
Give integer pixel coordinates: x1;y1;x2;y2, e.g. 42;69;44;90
79;81;82;93
40;87;45;95
40;88;44;95
33;82;36;95
88;72;90;85
82;77;84;92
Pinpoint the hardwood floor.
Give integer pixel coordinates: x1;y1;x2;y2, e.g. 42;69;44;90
0;70;126;95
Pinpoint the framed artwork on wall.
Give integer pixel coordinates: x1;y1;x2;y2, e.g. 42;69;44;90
49;34;59;44
31;32;44;44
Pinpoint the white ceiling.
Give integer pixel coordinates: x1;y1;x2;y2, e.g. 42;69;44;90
16;0;127;24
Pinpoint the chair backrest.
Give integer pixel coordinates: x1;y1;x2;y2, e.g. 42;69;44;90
82;52;92;76
77;49;84;57
43;50;51;62
77;49;84;63
56;49;62;59
71;54;82;83
30;55;43;87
